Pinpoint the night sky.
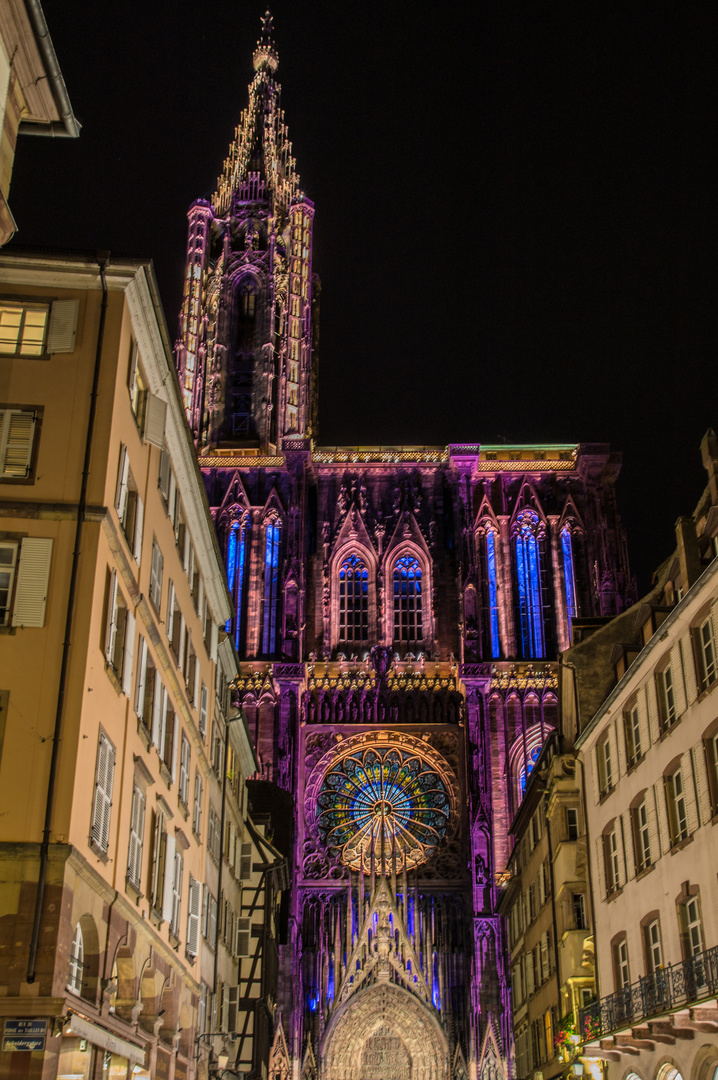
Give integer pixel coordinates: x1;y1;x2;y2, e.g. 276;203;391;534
9;2;717;595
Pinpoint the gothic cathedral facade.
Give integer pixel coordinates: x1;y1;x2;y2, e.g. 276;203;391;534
174;16;634;1080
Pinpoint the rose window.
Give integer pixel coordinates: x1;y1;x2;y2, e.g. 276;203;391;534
306;734;459;874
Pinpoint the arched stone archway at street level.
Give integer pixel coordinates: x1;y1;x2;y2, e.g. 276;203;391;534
321;982;450;1080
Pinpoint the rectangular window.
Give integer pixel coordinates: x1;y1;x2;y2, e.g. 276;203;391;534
667;768;689;844
170;850;183;937
202;886;217;947
634;799;652;870
615;939;630;989
0;408;37;478
698;617;717;689
239;842;252;880
91;732;115;853
149;539;163;611
208;806;221;863
135;639;156;733
187;876;201;957
646;919;662;973
706;732;718;812
115;445;144;564
128;340;147;428
657;667;677;731
624;704;642;765
211;721;224;779
598;737;613;795
193;772;203;837
127;783;145;888
0;302;48;355
236;917;251;958
179;733;190;806
149;810;167;913
0;541;18;625
684;897;703;958
572;893;586;930
199;683;208;737
605;828;620;893
566;807;579;841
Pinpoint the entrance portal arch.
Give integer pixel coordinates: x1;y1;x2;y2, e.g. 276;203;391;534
321;982;449;1080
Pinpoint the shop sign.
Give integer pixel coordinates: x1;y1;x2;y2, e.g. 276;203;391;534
64;1015;145;1066
2;1018;47;1052
155;1048;171;1080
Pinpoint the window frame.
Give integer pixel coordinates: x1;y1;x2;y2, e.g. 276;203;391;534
67;923;84;995
0;407;38;480
0;301;49;357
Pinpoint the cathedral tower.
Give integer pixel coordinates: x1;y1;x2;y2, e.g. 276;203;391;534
175;12;317;454
176;15;635;1080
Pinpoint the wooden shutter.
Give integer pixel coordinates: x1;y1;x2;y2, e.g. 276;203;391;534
227;986;239;1030
115;445;129;520
151;675;163;747
12;537;52;627
170;713;179;782
683;751;700;834
46;299;79;352
683;631;699;702
653;780;669;856
91;733;115;851
199;684;208;736
187;877;201;956
166;580;175;642
143;393;167;447
1;409;36;478
671;643;687;716
694;742;713;825
637;686;651;755
133;495;144;565
594;836;606;900
121;610;136;696
210;622;218;663
240;842;252;880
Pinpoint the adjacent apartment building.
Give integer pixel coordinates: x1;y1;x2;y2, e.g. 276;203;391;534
569;431;718;1080
0;250;278;1080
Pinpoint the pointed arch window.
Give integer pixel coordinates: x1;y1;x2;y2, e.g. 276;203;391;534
514;511;545;659
561;526;577;642
393;554;423;646
262;520;281;655
226;518;249;653
339;554;368;644
477;525;501;659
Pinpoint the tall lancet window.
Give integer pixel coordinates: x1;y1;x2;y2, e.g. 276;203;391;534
393;554;423;646
339;554;368;644
262;521;281;655
514;511;545;658
561;526;577;642
226;518;248;653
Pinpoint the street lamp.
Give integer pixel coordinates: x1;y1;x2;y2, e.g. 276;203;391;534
572;1062;585;1077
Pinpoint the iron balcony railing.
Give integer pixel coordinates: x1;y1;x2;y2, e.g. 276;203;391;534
579;946;718;1040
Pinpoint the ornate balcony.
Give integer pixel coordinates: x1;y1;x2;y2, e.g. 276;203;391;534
579;946;718;1041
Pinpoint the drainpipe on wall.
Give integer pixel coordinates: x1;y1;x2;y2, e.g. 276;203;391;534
26;255;109;983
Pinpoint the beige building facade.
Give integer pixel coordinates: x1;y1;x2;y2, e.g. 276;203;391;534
572;433;718;1080
0;250;272;1080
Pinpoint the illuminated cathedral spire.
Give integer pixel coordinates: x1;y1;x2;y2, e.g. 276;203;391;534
175;10;317;453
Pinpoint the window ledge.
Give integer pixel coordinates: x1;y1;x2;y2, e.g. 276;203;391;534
169;931;180;951
104;661;123;695
599;786;615;804
149;908;163;929
635;862;656;880
670;833;694;855
697;679;718;702
125;878;143;904
177;799;189;822
89;839;109;863
606;885;624;902
137;720;152;752
159;761;172;788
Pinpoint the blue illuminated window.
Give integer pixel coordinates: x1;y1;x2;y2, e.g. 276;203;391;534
262;521;281;655
562;527;577;642
520;745;542;794
486;530;500;659
339;554;368;643
226;520;248;653
514;513;545;658
393;554;423;645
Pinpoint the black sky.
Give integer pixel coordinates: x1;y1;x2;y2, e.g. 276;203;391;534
9;1;718;595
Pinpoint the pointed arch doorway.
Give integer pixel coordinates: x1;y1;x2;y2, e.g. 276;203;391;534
321;982;449;1080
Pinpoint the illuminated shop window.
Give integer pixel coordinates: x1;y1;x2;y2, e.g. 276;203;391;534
339;554;368;643
393;554;423;645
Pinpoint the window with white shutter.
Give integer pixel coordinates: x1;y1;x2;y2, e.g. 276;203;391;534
10;537;52;627
158;447;171;502
127;784;145;888
179;733;190;806
105;569;129;678
149;539;163;610
162;833;176;924
199;683;208;737
143;393;167;448
187;876;201;957
91;732;115;852
170;849;183;936
0;408;37;479
150;809;166;912
135;637;157;731
227;985;239;1030
46;300;79;353
193;772;203;837
121;610;136;697
0;541;18;625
